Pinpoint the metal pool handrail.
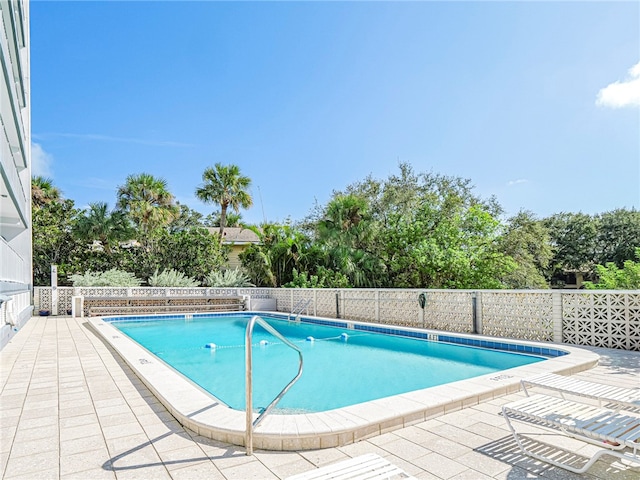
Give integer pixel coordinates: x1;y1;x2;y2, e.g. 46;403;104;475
245;315;304;455
289;298;311;321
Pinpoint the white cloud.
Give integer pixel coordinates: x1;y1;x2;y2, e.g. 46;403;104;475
507;179;528;186
596;62;640;108
31;142;53;177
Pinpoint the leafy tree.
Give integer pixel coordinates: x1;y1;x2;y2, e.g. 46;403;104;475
499;211;552;289
316;163;510;289
195;163;253;238
341;163;502;232
71;246;123;277
382;202;513;289
116;173;179;239
543;209;639;286
584;248;640;289
149;228;226;282
596;209;640;267
32;197;81;286
73;202;133;254
168;203;205;233
544;212;599;284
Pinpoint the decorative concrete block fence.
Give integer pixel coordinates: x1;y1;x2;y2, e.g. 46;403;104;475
33;287;639;351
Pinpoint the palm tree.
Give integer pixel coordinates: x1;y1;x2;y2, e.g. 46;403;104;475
316;194;385;287
73;202;133;254
238;223;311;287
31;176;62;208
317;194;371;249
195;163;253;239
116;173;178;237
204;211;243;229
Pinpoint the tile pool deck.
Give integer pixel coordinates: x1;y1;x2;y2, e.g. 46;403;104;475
1;316;638;480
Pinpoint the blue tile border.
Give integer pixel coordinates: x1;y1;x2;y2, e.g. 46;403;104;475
104;311;568;358
434;332;567;358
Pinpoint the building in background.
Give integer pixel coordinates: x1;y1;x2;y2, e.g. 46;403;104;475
1;0;32;348
207;227;261;269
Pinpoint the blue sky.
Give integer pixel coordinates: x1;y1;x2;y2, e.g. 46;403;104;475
31;1;639;225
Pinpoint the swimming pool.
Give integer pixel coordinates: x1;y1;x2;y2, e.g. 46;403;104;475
89;311;599;450
112;313;546;413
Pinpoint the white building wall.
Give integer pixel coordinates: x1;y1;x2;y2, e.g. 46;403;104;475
1;0;32;349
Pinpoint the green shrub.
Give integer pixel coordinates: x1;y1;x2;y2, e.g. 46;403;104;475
69;269;142;287
283;267;351;288
148;269;200;287
205;268;254;287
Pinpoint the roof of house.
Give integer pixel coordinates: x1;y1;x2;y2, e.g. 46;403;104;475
207;227;261;245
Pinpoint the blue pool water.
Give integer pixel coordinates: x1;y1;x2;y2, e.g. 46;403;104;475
112;314;544;413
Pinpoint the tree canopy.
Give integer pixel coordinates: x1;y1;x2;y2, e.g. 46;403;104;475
544;209;640;286
307;163;513;289
31;176;226;286
499;211;553;289
30;165;640;290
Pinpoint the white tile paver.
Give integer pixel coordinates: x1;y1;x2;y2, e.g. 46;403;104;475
61;433;108;456
1;316;639;480
412;451;468;479
3;450;60;479
374;436;431;461
59;447;112;476
167;461;225;480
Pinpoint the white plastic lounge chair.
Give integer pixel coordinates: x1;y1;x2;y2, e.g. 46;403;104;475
286;453;416;480
502;393;640;473
521;373;640;410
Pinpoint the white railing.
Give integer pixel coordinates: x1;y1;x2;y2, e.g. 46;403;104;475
0;237;25;283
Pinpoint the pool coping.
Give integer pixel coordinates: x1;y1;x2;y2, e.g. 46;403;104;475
88;312;600;451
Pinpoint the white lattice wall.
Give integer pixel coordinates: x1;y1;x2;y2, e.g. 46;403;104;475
380;290;422;327
342;290;377;322
34;286;74;313
269;289;294;313
562;292;640;351
238;288;272;299
314;290;339;318
58;287;74;314
482;292;555;341
34;286;52;310
131;287;169;297
76;287;129;297
422;290;474;333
